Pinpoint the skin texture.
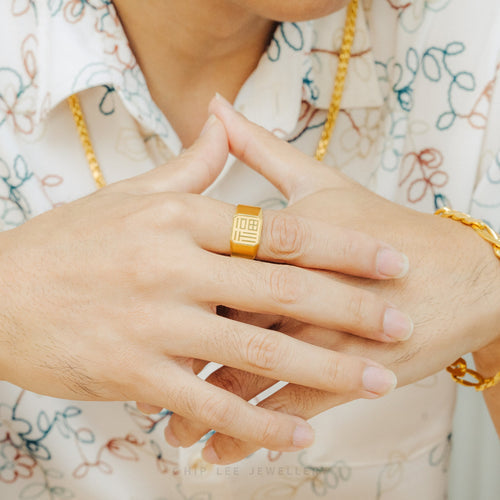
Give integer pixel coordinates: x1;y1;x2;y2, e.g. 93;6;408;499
0;114;413;455
162;97;500;464
4;0;497;470
474;340;500;436
113;0;348;146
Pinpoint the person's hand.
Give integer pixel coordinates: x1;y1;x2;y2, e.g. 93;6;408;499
0;114;411;454
165;95;500;464
473;336;500;436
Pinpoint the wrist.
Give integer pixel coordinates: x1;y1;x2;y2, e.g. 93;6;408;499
473;231;500;353
0;230;18;384
469;249;500;354
436;209;500;353
473;337;500;373
443;213;500;389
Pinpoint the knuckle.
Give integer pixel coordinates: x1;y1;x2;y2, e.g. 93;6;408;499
262;396;292;415
173;385;194;415
346;291;369;328
336;235;359;264
267;266;304;305
287;389;318;414
158;195;189;228
199;320;241;362
323;357;344;389
256;415;281;446
198;395;234;428
245;332;282;372
211;370;246;397
267;214;310;260
265;391;309;416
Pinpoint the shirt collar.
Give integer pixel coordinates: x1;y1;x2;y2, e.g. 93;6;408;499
231;6;382;140
34;1;382;150
35;1;178;147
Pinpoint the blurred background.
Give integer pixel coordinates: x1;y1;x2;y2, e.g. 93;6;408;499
449;354;500;500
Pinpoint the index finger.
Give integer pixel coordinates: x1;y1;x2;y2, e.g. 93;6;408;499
208;93;347;201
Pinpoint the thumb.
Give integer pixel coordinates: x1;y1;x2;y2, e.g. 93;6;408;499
118;114;229;194
208;94;339;202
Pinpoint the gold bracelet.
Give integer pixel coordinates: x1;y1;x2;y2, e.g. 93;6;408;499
435;207;500;391
446;358;500;391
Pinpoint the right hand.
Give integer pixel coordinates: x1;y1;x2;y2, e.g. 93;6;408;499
0;115;410;453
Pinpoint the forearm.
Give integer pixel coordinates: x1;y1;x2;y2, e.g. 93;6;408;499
0;230;18;385
473;339;500;437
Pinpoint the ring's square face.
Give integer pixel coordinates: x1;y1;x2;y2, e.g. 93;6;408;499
231;214;261;246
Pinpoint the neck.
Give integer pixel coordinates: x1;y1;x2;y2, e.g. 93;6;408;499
113;0;276;147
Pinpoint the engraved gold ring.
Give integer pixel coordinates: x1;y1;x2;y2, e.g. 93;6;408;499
230;205;263;259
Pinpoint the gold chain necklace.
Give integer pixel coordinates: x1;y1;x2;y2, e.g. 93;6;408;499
68;0;359;189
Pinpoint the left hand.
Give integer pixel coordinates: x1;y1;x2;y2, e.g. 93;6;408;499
153;95;500;463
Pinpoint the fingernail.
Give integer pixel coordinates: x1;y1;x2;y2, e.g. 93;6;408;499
376;247;409;278
383;308;414;341
362;366;397;396
292;422;315;448
214;92;233;109
200;114;218;136
164;425;181;448
202;444;220;464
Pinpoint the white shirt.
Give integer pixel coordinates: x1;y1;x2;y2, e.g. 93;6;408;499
0;1;499;498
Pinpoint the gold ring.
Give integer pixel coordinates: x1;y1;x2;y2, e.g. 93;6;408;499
230;205;263;259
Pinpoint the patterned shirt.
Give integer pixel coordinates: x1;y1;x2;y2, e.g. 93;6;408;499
1;1;499;499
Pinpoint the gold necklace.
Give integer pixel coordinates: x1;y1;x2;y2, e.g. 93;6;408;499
68;0;359;189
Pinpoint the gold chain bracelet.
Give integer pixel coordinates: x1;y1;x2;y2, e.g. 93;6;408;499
436;207;500;391
446;358;500;391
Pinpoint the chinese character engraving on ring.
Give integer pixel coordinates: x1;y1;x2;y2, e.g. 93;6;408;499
232;214;261;245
